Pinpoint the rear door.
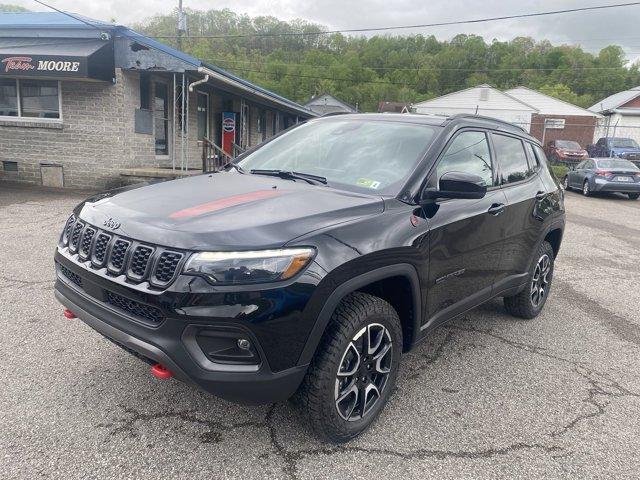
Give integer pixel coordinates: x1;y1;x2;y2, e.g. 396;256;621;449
568;160;586;188
424;130;509;326
490;133;546;291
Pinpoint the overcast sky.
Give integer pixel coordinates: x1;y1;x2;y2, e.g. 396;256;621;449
8;0;640;59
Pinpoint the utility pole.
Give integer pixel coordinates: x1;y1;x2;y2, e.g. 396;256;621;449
177;0;186;51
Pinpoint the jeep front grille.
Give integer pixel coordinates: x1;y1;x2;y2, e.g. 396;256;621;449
105;290;164;324
59;264;83;289
60;215;185;288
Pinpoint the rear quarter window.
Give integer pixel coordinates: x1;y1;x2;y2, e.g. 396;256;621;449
532;144;560;191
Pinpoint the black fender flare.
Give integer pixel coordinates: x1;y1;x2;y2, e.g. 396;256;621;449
296;263;422;366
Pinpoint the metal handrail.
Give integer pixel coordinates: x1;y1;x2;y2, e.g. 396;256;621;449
202;138;233;172
232;142;245;157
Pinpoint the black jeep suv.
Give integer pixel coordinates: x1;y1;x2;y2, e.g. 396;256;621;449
54;113;564;443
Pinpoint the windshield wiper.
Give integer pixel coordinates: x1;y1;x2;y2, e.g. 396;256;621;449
250;169;327;185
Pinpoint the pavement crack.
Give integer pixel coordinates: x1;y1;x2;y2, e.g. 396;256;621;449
264;404;562;479
446;322;581;367
96;405;267;444
405;329;456;381
551;366;640;438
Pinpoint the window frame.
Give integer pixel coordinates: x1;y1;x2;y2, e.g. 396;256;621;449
196;90;209;141
153;80;170;157
0;79;62;123
489;132;536;188
424;128;499;195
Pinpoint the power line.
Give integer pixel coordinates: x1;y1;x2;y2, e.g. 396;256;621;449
222;65;639;92
204;56;640;73
32;0;104;31
150;2;640;39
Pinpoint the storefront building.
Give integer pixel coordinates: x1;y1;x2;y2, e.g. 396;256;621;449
0;12;315;189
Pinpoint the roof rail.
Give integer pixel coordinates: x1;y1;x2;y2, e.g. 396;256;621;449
448;113;528;133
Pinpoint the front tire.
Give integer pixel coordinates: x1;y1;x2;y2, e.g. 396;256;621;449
295;292;402;443
563;176;570;191
583;180;591;196
503;241;555;319
629;193;639;200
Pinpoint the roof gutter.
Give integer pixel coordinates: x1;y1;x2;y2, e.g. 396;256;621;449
197;66;315;117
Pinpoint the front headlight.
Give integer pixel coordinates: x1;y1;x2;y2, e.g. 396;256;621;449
183;248;315;285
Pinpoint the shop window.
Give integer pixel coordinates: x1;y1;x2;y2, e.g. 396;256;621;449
0;79;60;119
197;92;209;140
154;83;169;155
0;79;18;116
140;73;151;110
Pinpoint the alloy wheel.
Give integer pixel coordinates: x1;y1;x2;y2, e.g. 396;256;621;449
334;323;393;421
530;254;551;308
583;181;590;196
563;176;569;190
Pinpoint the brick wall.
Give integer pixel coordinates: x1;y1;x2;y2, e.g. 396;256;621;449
0;69;306;189
0;70;128;189
529;114;597;149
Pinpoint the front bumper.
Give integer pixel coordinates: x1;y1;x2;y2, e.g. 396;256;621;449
54;252;315;404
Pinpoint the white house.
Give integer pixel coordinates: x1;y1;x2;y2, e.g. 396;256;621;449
589;87;640;144
304;93;357;116
411;84;537;131
506;86;601;147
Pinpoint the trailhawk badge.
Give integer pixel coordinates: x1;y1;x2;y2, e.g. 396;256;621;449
103;218;121;230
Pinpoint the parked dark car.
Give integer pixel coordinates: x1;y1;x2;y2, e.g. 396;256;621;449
563;157;640;199
54;113;565;443
545;139;588;163
587;137;640;161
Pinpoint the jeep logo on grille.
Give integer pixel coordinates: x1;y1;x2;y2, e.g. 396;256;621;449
103;218;121;230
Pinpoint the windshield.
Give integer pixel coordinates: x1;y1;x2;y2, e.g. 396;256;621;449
596;159;639;170
611;138;639;148
237;119;439;194
556;140;581;149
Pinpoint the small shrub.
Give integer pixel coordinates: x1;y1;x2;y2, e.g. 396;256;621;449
550;165;568;180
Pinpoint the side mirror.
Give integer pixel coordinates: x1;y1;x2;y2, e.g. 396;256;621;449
422;171;487;201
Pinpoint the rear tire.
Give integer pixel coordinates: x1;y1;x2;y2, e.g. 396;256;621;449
504;241;555;320
582;180;591;196
629;193;639;200
295;292;402;443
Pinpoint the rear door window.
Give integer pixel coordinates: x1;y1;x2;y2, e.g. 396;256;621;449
491;134;530;185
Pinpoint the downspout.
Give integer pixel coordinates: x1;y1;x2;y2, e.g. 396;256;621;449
187;74;210;171
188;74;209;92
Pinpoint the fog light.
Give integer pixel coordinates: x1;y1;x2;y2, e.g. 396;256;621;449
237;338;251;350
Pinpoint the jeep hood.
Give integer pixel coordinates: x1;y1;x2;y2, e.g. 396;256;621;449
77;172;384;250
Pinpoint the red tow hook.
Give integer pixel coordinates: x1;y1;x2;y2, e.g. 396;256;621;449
151;363;173;380
63;308;77;319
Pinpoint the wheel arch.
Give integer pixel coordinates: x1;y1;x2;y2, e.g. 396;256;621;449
296;264;422;366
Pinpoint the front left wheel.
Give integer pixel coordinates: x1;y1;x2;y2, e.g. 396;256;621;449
295;292;402;443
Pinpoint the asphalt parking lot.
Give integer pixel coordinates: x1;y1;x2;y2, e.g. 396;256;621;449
1;183;639;479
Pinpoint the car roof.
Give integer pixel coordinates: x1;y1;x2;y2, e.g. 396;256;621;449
311;112;539;143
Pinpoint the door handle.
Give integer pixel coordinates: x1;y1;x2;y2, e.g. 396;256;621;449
535;191;547;200
487;203;505;216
